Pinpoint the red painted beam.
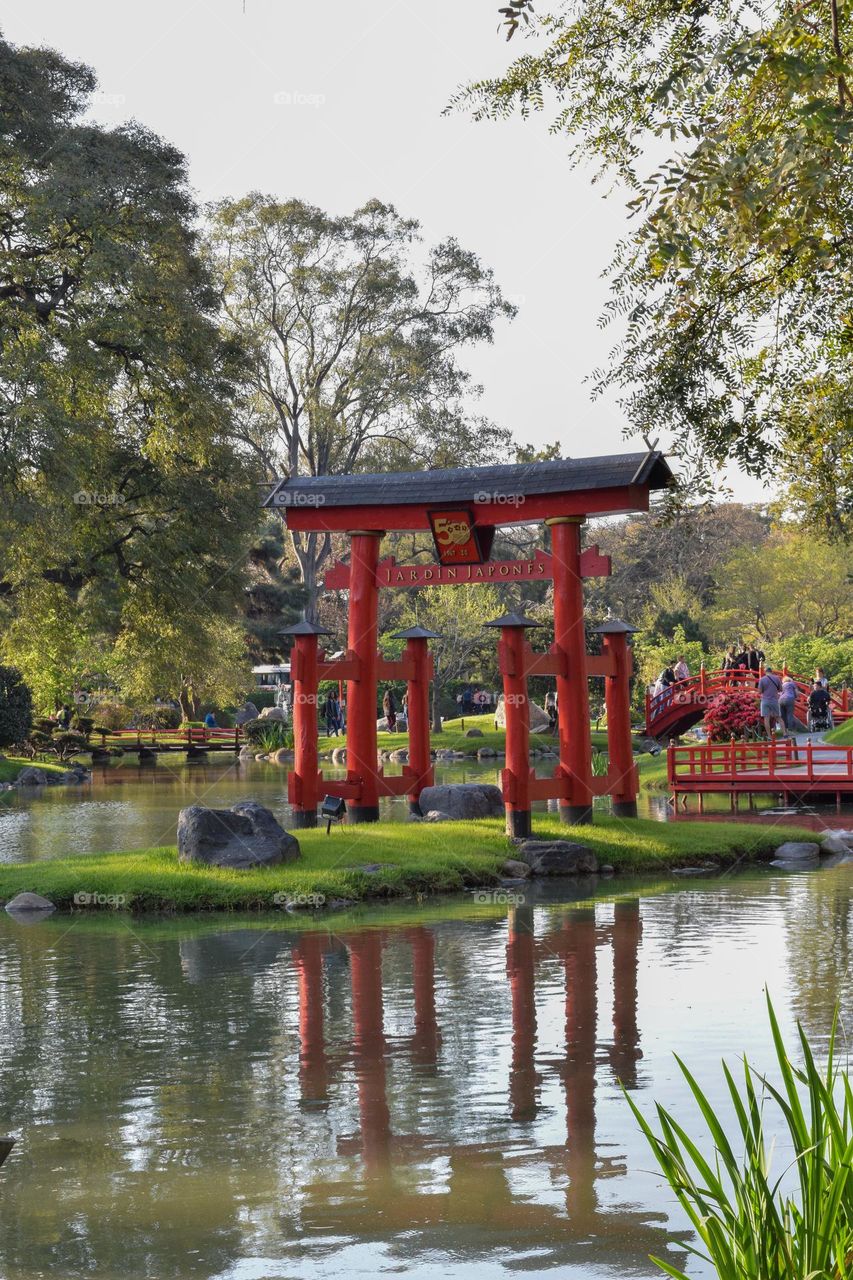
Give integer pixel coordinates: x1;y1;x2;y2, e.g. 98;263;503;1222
323;547;611;590
286;485;650;533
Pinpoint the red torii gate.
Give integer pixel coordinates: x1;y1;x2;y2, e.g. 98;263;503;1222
267;451;672;831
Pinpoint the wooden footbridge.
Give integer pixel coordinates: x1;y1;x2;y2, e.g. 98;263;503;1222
668;740;853;807
91;726;244;759
646;668;851;740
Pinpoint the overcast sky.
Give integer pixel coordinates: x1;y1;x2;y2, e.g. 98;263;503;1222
5;0;765;501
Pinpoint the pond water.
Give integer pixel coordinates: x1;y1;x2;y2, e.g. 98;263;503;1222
0;755;847;864
0;866;851;1279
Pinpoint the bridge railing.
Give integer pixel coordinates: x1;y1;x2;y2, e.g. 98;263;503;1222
668;740;853;787
94;725;243;749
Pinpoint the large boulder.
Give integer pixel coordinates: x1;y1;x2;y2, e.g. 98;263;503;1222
821;834;853;856
13;767;49;787
519;840;599;876
177;801;300;869
259;705;287;722
417;782;504;820
464;727;484;738
771;840;820;870
235;701;259;726
5;892;56;916
495;694;552;734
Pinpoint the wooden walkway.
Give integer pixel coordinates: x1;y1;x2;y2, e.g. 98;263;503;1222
92;727;243;756
668;739;853;807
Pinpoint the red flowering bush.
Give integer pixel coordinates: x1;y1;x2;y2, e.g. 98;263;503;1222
702;688;762;742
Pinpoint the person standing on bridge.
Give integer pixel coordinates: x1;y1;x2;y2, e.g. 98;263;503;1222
674;655;690;683
757;667;783;738
779;675;798;732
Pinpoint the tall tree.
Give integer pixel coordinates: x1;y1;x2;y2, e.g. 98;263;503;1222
460;1;853;534
205;197;516;614
0;34;259;701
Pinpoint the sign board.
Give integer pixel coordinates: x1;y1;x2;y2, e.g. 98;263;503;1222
323;546;611;590
427;508;492;565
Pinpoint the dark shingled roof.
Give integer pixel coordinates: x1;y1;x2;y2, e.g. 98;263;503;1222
263;451;672;510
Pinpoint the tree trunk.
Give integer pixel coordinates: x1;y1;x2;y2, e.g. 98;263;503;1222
290;529;331;621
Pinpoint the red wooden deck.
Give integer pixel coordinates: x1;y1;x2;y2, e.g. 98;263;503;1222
668;740;853;804
646;669;851;740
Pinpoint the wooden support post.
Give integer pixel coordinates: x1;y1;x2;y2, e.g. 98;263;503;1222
280;620;334;828
507;904;538;1122
392;626;440;814
486;612;539;838
593;620;638;818
547;517;593;824
346;531;383;823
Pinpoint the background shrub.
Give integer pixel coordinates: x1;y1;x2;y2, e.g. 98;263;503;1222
0;665;33;749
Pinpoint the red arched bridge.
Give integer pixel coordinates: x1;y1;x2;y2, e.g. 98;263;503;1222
645;668;852;740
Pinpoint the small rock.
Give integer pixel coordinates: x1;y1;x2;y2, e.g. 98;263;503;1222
464;727;484;738
423;810;453;823
477;748;497;759
389;749;409;763
405;812;423;823
272;748;291;764
519;840;598;876
259;706;287;722
600;864;615;875
5;892;55;916
501;858;531;878
673;867;713;876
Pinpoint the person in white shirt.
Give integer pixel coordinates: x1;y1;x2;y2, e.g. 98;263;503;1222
673;655;690;682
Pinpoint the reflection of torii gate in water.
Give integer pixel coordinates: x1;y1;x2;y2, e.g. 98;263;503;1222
287;904;681;1269
266;452;673;832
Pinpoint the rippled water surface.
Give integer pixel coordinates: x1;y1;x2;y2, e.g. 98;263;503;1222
1;866;851;1279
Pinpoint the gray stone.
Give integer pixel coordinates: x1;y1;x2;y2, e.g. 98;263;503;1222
600;864;615;874
389;749;409;763
477;748;498;759
259;706;287;722
331;748;348;764
5;892;56;916
417;783;504;819
13;767;49;787
59;769;88;784
774;841;821;862
501;858;531;879
423;810;453;822
821;834;853;856
272;748;292;764
177;802;300;869
464;727;484;738
405;812;423;822
519;840;599;876
235;701;260;726
495;695;551;733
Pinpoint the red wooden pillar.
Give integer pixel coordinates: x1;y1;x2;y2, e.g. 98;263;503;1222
486;612;540;838
281;619;333;828
392;626;440;814
593;619;639;818
546;517;593;824
347;531;384;823
293;931;329;1104
610;899;642;1088
506;904;538;1122
349;930;390;1174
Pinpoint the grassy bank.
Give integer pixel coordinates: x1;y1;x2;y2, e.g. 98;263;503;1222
825;718;853;745
0;756;70;784
0;815;822;913
317;717;621;757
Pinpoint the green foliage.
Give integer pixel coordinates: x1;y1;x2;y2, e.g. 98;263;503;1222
90;703;134;733
50;730;88;760
132;704;182;732
205;196;516;610
0;665;32;749
243;720;292;752
632;626;710;703
462;2;853;532
627;996;853;1280
765;635;853;688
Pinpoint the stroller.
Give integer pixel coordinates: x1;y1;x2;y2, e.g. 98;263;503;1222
807;689;833;734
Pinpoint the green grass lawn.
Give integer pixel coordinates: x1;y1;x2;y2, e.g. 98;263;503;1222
0;756;71;783
0;814;822;913
825;718;853;745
